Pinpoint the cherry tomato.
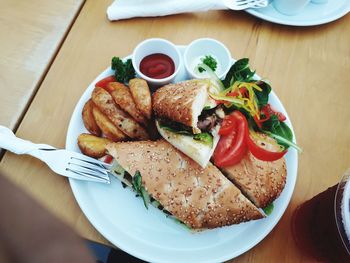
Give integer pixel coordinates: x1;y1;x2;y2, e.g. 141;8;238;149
103;155;114;164
213;111;248;167
95;75;116;89
267;104;286;122
247;132;287;161
255;104;287;128
275;111;286;122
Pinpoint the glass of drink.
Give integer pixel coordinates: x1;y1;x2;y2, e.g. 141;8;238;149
292;168;350;262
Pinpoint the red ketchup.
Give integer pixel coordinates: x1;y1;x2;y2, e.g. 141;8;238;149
140;53;175;79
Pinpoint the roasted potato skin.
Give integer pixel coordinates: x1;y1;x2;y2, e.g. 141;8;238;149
82;99;101;136
92;105;128;142
129;78;152;120
77;133;111;158
106;82;148;126
91;87;149;140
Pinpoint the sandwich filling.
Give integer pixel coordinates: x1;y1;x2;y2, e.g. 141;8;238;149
153;79;225;167
157;106;224;147
110;164;186;226
106;140;264;229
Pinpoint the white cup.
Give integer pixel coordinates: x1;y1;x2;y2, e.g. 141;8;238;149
132;38;182;87
273;0;311;16
184;38;231;80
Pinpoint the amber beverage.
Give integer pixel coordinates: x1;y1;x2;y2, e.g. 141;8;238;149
292;169;350;262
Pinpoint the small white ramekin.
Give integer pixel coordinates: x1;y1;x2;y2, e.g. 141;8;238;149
132;38;182;87
184;38;232;80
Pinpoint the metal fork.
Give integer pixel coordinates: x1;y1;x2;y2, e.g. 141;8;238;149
0;126;111;184
223;0;268;10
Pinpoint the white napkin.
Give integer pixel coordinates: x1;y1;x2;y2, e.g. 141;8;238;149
107;0;228;21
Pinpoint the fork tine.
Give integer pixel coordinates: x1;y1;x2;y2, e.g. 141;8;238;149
68;161;110;180
66;166;110;184
70;157;112;174
71;155;113;170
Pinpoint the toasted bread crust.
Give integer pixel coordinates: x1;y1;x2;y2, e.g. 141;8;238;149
106;140;263;229
152;80;208;130
221;135;287;208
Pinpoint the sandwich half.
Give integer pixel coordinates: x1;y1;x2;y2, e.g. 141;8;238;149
220;134;287;208
106;139;264;229
153;79;224;168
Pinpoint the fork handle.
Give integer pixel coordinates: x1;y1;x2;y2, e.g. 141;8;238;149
0;125;55;155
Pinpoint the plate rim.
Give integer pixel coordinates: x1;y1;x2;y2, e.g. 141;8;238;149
246;1;350;26
66;45;298;263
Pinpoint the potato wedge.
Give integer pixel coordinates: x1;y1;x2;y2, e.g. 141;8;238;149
129;78;152;120
77;133;111;158
82;99;101;136
106;82;148;126
91;87;149;140
92;105;128;142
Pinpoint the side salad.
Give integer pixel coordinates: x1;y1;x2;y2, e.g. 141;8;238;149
198;58;301;167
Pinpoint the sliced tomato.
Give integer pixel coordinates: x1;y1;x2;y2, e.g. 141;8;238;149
218;115;237;136
103;155;114;164
247;132;287;161
213;111;248;167
275;111;286;122
95;75;116;89
254;104;287;128
267;104;286;122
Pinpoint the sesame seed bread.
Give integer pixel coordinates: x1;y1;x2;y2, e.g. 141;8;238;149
152;79;209;134
220;135;287;208
106;140;264;229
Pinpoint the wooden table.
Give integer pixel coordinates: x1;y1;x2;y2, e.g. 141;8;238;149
0;0;84;130
1;0;350;261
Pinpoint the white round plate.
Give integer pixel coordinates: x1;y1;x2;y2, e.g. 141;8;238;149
66;46;298;263
246;0;350;26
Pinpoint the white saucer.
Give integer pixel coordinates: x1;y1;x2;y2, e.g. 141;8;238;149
246;0;350;26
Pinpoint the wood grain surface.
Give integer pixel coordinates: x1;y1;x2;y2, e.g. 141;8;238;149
0;0;84;130
1;0;350;262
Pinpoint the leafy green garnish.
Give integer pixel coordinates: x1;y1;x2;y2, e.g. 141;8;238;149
193;133;213;147
113;164;125;175
263;203;274;215
264;130;302;153
111;57;135;83
203;105;213;111
158;121;193;135
159;122;213;146
132;170;142;192
222;58;256;88
198;55;217;73
259;115;301;152
132;171;150;209
151;200;161;208
262;115;293;148
254;81;272;109
220;58;301;154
